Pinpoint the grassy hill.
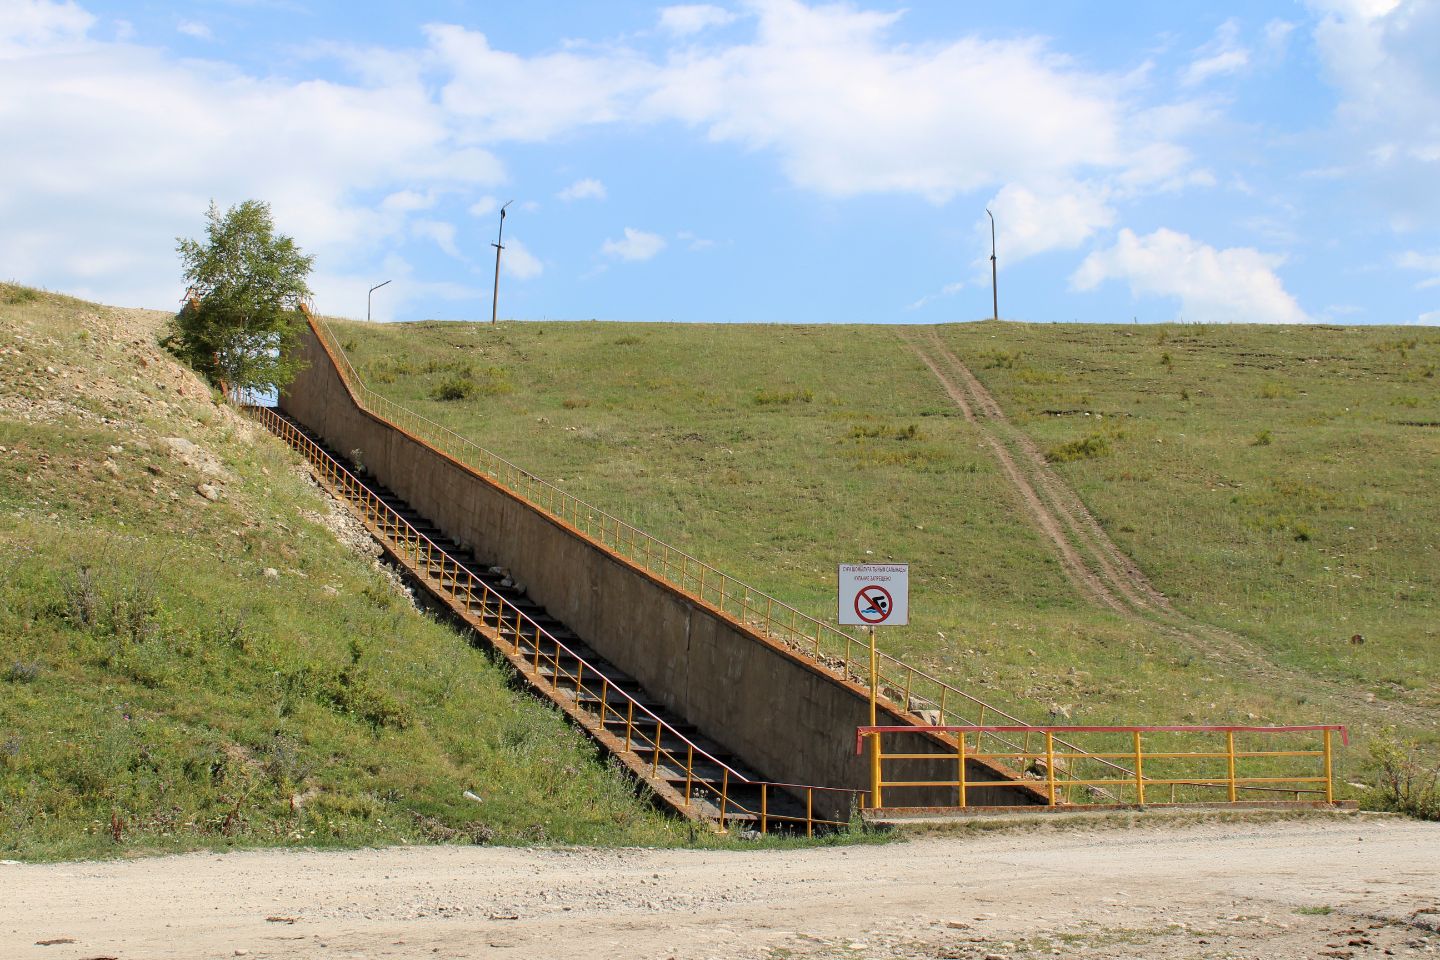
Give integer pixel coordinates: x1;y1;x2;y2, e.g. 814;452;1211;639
332;315;1440;781
0;285;691;860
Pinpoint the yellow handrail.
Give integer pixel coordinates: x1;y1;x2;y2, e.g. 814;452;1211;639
858;724;1347;810
253;404;861;833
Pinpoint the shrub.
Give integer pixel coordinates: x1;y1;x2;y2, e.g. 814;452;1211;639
3;662;40;683
2;283;40;305
431;376;477;401
1365;732;1439;820
1252;429;1272;446
1046;432;1110;463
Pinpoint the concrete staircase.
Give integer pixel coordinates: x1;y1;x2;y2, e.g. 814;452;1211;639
258;407;848;831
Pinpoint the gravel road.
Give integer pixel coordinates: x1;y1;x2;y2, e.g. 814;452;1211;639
5;815;1439;960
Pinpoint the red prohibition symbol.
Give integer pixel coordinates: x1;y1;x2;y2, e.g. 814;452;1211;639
854;585;893;624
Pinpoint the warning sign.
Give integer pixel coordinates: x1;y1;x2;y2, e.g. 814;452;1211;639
838;563;909;626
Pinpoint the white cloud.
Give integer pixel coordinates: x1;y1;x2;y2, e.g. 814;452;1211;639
642;0;1175;204
659;4;737;36
1397;250;1440;288
0;0;93;52
1262;19;1296;57
557;177;606;201
501;237;542;279
906;281;964;311
985;180;1115;264
1417;310;1440;325
1309;0;1440;226
601;227;666;261
1182;19;1250;86
1072;228;1310;324
381;190;436;213
0;6;505;310
176;20;211;41
412;219;462;259
428;24;656;142
676;230;714;251
467;196;498;217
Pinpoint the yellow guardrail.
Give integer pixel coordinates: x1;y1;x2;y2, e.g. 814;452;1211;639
253;403;862;834
298;306;1135;796
857;724;1347;809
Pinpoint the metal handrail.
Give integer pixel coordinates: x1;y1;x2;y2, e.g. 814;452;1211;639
298;308;1131;792
857;724;1346;809
253;404;861;833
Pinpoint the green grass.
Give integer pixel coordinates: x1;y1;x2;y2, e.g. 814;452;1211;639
939;322;1440;698
332;316;1439;786
0;285;710;860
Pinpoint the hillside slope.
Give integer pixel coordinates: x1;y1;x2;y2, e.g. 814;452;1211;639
0;285;686;860
333;316;1439;779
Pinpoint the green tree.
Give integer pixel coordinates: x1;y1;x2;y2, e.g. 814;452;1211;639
168;200;314;397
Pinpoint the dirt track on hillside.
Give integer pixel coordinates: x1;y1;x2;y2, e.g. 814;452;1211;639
5;816;1439;959
901;328;1436;728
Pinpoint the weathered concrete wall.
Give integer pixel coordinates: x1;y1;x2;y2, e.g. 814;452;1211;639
281;322;1039;817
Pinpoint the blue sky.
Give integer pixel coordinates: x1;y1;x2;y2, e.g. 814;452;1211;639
2;0;1438;325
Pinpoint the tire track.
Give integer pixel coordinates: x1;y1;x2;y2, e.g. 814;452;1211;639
902;327;1437;728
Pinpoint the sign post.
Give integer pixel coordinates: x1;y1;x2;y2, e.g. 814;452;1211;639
838;563;910;726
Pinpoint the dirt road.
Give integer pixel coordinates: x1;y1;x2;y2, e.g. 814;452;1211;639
6;816;1439;960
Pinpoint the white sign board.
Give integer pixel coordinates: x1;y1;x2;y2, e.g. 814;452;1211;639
838;563;909;626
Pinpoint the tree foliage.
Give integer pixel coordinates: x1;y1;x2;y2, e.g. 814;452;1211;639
167;200;314;397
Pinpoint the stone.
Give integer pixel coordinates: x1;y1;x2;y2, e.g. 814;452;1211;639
196;482;220;502
263;568;280;579
102;459;122;478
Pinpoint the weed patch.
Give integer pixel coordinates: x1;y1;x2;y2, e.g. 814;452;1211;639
753;387;813;406
1046;432;1111;463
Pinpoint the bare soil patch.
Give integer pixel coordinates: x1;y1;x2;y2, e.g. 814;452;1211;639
4;816;1439;959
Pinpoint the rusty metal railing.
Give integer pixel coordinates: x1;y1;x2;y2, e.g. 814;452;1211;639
857;724;1348;809
253;403;862;834
299;307;1135;796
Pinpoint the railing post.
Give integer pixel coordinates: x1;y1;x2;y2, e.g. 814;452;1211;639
719;769;729;832
1226;729;1237;803
869;731;884;810
957;731;967;808
760;784;768;835
806;788;814;838
1133;730;1146;806
652;718;663;775
685;743;694;807
1045;731;1056;806
1323;728;1334;804
624;700;634;753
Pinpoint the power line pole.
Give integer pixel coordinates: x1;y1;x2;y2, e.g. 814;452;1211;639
490;201;513;326
367;279;390;323
986;208;998;321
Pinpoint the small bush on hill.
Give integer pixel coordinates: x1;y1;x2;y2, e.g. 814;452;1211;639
1365;732;1440;820
431;376;477;401
1046;432;1110;463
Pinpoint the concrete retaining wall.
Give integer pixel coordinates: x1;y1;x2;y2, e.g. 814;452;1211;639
281;322;1040;817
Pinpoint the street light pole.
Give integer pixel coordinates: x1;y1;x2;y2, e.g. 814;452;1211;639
367;280;391;323
986;208;998;321
491;201;513;326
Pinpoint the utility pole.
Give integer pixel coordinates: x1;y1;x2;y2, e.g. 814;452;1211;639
367;279;390;323
986;208;998;321
491;200;513;326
